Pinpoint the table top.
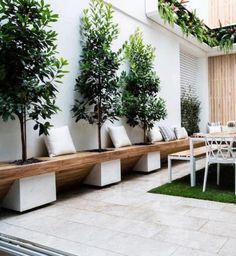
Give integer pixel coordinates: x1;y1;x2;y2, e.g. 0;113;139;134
192;132;236;138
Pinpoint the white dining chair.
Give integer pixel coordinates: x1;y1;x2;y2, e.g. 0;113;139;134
203;136;236;194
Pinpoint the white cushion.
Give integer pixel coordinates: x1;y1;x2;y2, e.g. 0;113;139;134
159;125;176;141
174;127;188;139
108;126;132;148
208;122;221;126
44;126;76;157
148;128;163;143
208;125;221;134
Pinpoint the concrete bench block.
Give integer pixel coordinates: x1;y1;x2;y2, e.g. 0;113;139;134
133;151;161;173
2;172;56;212
84;159;121;187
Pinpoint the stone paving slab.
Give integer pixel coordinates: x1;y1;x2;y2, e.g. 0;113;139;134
0;161;234;255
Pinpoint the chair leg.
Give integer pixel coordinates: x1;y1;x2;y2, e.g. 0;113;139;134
203;162;209;192
168;157;172;183
217;163;220;186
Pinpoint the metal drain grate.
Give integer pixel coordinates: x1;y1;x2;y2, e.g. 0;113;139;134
0;233;76;256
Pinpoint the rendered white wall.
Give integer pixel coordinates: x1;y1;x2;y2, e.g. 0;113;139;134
196;57;209;133
0;0;208;161
187;0;209;25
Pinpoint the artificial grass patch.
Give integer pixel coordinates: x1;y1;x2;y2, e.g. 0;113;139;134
149;164;236;204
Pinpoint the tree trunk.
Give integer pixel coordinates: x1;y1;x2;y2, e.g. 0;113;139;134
98;123;102;152
97;71;103;152
97;102;102;152
18;109;27;162
143;124;148;144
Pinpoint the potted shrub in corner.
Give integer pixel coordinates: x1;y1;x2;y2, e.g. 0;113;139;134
0;0;68;165
72;0;122;186
181;91;201;135
120;28;167;173
72;0;121;153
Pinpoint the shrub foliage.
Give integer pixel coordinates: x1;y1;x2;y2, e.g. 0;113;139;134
0;0;68;162
181;92;201;135
121;29;167;143
72;0;121;151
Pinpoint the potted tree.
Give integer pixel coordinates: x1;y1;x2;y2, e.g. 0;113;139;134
72;0;122;186
72;0;121;152
121;29;167;144
0;0;68;164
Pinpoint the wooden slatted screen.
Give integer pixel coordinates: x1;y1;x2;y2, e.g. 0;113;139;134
180;50;198;97
208;0;236;28
208;54;236;124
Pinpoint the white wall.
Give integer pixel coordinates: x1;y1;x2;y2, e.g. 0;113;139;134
0;0;209;161
197;58;209;133
187;0;209;24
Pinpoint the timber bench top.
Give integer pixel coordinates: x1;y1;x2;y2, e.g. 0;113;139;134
0;138;189;176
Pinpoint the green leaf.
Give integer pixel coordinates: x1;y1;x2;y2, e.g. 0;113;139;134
0;0;68;160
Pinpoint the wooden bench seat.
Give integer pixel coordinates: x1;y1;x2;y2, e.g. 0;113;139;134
168;145;207;183
0;138;193;200
169;146;207;158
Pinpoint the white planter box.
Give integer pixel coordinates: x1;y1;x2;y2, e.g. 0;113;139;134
84;159;121;187
2;172;56;212
133;151;161;173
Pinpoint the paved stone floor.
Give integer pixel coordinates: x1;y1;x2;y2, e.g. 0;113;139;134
1;161;236;256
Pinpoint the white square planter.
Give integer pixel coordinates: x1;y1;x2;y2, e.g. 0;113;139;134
2;172;56;212
133;151;161;173
84;159;121;187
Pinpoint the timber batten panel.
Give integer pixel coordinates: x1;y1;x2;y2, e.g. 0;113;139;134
208;54;236;124
208;0;236;28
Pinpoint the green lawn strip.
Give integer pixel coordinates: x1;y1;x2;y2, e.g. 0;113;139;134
149;164;236;204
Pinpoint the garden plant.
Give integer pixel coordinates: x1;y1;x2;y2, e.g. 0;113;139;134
72;0;121;152
0;0;68;163
158;0;236;52
121;29;167;143
181;91;201;135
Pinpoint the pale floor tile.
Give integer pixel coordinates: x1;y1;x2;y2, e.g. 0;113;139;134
172;247;217;256
67;210;164;238
80;189;151;207
200;220;236;239
88;232;177;256
99;203;155;221
1;161;236;256
153;226;227;253
39;205;163;238
57;197;113;212
186;207;236;224
218;238;236;256
141;200;193;215
179;197;225;210
0;223;123;256
147;211;207;230
221;203;236;213
4;215;117;245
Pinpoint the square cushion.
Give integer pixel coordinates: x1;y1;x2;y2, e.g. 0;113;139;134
174;127;188;139
148;128;163;143
208;122;221;127
44;126;76;157
208;125;221;134
108;126;132;148
159;125;176;141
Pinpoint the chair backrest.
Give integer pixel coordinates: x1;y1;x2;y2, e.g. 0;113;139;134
205;136;236;163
